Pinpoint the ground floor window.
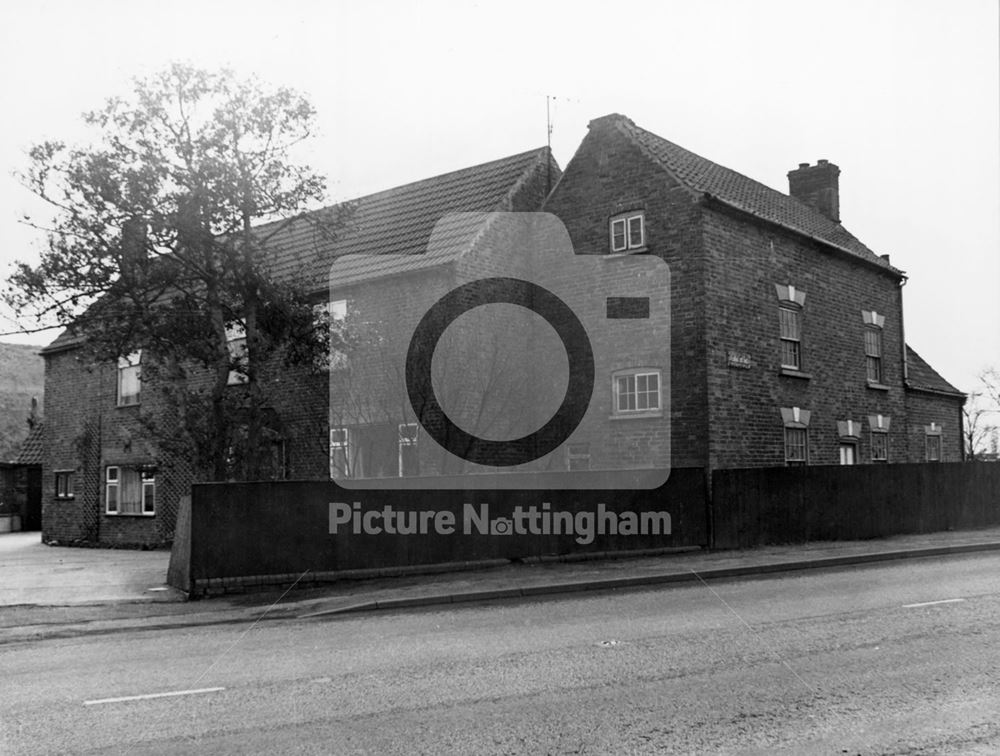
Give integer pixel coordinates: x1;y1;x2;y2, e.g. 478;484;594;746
566;443;591;471
780;406;811;466
926;434;942;461
55;471;75;499
398;423;419;477
784;427;808;466
331;423;416;479
612;369;661;415
838;442;857;465
870;431;889;462
105;466;155;515
330;427;349;478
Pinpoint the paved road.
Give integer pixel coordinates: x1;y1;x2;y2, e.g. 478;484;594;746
4;552;1000;755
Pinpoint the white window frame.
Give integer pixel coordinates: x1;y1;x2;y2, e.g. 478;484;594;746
864;326;883;384
117;351;142;406
330;427;350;478
398;423;418;477
870;430;889;462
141;471;156;514
106;466;118;513
784;427;809;465
55;470;75;499
612;369;661;415
838;441;857;466
610;212;645;253
778;305;802;370
925;432;942;462
105;466;156;516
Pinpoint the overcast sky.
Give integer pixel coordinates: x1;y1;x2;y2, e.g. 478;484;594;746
0;0;997;394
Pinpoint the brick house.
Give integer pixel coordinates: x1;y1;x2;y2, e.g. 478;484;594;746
38;147;559;546
541;114;964;472
328;114;964;482
39;115;965;546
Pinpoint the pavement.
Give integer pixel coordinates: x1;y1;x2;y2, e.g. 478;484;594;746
4;526;1000;643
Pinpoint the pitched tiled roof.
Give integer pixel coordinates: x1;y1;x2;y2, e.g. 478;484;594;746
14;422;44;465
40;329;80;354
259;147;556;289
41;147;556;353
906;345;964;396
604;115;899;274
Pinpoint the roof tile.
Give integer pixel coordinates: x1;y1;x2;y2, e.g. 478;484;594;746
14;423;44;465
612;116;899;273
906;345;964;396
42;147;555;352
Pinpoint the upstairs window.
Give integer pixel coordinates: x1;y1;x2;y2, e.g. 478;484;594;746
779;306;802;370
226;323;248;386
610;212;645;253
314;300;348;371
862;310;886;384
864;328;883;383
117;351;142;406
613;369;661;415
775;285;806;372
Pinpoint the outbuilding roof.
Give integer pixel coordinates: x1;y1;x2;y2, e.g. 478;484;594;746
905;345;965;397
13;423;44;465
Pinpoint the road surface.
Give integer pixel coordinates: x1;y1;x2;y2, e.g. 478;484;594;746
3;552;1000;754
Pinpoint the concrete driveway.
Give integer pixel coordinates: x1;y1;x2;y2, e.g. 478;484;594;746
0;532;175;606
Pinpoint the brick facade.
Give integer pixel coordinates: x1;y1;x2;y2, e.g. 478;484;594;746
541;113;963;472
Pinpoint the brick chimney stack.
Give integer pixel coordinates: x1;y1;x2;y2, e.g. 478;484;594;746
787;159;840;223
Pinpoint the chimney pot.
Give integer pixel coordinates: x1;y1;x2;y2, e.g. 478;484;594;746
798;162;809;169
817;159;828;165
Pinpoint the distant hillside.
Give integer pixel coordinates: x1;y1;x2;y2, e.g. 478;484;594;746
0;342;44;461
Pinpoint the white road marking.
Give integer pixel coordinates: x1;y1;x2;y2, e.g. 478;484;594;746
902;598;966;609
84;687;225;706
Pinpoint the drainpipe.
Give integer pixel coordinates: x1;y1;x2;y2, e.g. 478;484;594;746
959;397;967;462
897;272;909;384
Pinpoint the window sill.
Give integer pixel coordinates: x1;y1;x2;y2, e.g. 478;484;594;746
866;382;891;391
105;512;156;518
609;410;663;421
54;496;75;501
116;402;141;409
605;246;649;257
779;368;812;380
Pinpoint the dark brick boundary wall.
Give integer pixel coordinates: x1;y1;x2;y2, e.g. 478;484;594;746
169;468;707;596
712;462;1000;549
